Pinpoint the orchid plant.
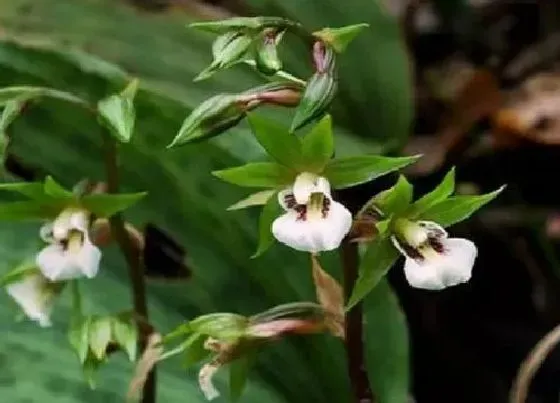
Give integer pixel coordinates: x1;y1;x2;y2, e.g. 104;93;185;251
0;15;503;403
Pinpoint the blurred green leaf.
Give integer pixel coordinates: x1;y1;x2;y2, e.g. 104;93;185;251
248;113;303;168
0;98;26;135
112;316;137;361
80;192;147;217
0;86;87;107
97;79;137;143
252;191;281;258
364;279;409;403
69;316;91;364
183;333;212;368
189;313;249;342
346;236;399;309
324;155;420;189
0;181;46;199
0;261;37;287
89;316;113;360
227;190;276;211
213;162;293;188
301;115;334;172
419;186;506;227
408;168;456;217
0;200;65;220
189;16;296;34
229;352;257;402
44;176;74;198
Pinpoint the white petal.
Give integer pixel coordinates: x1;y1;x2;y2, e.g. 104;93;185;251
76;236;102;278
52;209;88;240
417;221;448;239
272;200;352;253
39;222;55;243
199;362;221;401
277;188;293;211
403;238;477;290
293;172;331;204
6;274;53;327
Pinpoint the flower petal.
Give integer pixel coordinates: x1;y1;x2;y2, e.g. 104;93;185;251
52;209;89;240
272;200;351;253
36;244;82;281
293;172;330;204
39;222;55;243
199;361;221;401
403;238;477;290
277;188;294;211
418;221;448;240
6;274;53;327
76;237;102;278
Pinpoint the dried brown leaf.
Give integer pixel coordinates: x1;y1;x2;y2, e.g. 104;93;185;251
127;333;162;403
311;255;345;339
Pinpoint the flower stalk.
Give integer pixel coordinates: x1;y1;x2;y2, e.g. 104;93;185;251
102;132;156;403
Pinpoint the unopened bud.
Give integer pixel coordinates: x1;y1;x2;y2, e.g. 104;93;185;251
242;82;302;107
254;29;284;76
290;43;337;132
312;23;369;53
195;32;254;82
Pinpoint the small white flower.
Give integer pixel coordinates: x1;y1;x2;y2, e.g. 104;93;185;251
391;220;477;290
6;270;58;327
272;172;352;253
36;209;101;281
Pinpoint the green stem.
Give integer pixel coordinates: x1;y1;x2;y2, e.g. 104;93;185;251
341;241;374;403
243;60;306;85
102;133;156;403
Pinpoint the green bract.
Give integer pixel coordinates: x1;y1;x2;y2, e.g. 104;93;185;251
97;80;138;143
348;169;505;307
0;176;146;220
313;23;369;53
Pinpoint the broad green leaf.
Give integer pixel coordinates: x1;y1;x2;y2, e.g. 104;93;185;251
112;316;138;361
89;316;113;360
44;176;74;198
97;80;138;143
364;279;409;403
229;352;257;402
313;24;369;53
408;168;455;216
69;317;91;364
80;192;147;217
419;186;505;227
227;190;276;211
0;200;65;220
324;155;420;189
300;115;334;172
213;163;293;188
189;313;249;342
248;113;303;168
252;192;282;258
0;98;26;134
346;236;399;309
370;175;413;215
0;181;46;199
0;261;37;287
183;333;213;368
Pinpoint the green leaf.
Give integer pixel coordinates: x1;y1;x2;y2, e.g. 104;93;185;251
97;79;138;143
313;24;369;53
213;163;293;188
112;316;138;361
189;313;249;342
89;316;113;360
0;98;26;134
252;192;281;258
183;333;212;368
369;175;413;215
229;352;257;401
69;317;91;364
227;190;275;211
0;86;88;107
346;236;399;309
0;181;46;199
300;114;334;172
0;200;65;221
168;94;246;147
248;113;303;168
364;279;409;403
409;168;455;216
189;16;295;34
0;261;37;287
324;155;420;189
43;176;74;198
80;192;147;217
419;186;505;227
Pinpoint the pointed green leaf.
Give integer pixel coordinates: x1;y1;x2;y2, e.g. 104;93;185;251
0;181;46;199
419;186;505;227
44;176;74;198
252;192;281;258
0;98;26;134
313;23;369;53
364;279;409;403
112;316;138;361
189;313;249;342
0;200;65;221
324;155;420;189
409;168;455;217
229;352;257;401
189;16;294;34
0;86;88;107
0;261;37;288
80;192;147;217
89;316;113;360
347;236;400;309
97;80;138;143
300;115;334;172
213;163;293;188
369;175;413;215
227;190;275;211
248;114;303;168
69;317;91;364
195;33;253;81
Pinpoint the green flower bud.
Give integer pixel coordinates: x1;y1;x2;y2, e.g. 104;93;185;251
290;42;337;132
242;81;302;107
254;29;285;76
312;23;369;53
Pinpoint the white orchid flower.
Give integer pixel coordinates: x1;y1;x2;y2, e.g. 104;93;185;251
6;270;60;327
36;208;102;281
272;172;352;253
391;220;477;290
